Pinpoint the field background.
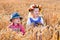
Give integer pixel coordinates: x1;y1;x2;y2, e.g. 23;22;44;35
0;0;60;40
0;0;60;27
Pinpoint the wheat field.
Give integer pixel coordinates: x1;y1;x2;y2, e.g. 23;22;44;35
0;0;60;40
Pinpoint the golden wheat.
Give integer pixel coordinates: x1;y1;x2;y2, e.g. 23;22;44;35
0;0;60;40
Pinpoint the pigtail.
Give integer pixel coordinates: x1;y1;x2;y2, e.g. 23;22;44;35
28;12;32;18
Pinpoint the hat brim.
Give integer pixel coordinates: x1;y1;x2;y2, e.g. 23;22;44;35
10;17;23;22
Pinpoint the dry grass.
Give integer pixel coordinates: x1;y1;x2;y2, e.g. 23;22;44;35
0;25;60;40
0;0;60;40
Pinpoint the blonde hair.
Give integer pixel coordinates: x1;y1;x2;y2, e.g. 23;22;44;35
28;4;43;18
28;12;32;18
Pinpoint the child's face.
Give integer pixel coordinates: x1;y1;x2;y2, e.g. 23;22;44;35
33;8;39;17
12;18;20;24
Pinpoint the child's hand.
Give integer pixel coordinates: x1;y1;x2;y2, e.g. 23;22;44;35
12;28;20;32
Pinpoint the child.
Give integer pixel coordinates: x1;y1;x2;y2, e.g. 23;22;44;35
27;4;44;26
9;12;25;35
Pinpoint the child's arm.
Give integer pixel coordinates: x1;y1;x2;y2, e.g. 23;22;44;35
26;18;33;31
26;18;31;26
40;17;44;26
20;25;25;35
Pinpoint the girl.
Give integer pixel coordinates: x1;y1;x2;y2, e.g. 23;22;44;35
8;12;25;35
27;4;44;26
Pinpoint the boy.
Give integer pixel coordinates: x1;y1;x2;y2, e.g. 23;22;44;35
9;12;25;35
